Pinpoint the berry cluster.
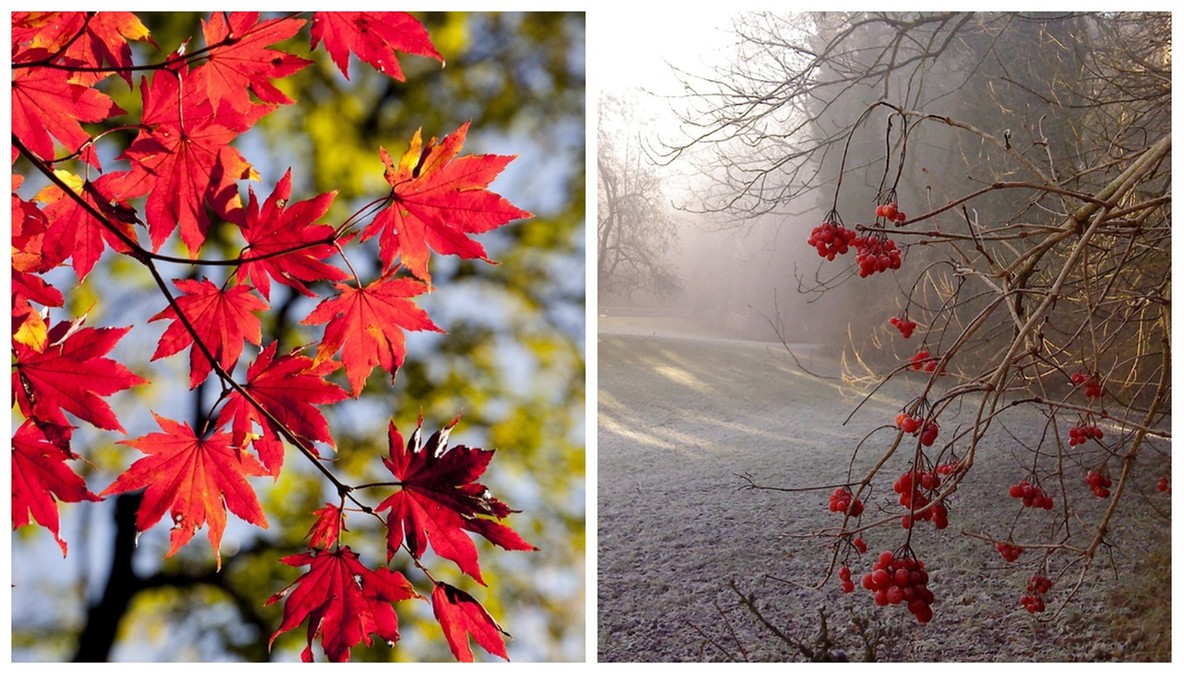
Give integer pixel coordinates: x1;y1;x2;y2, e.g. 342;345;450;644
896;413;939;446
1070;372;1105;399
808;221;857;260
995;541;1023;563
1158;475;1171;493
829;486;864;517
838;565;855;593
889;316;917;338
895;412;921;433
909;349;939;373
1008;480;1055;510
861;551;935;623
893;470;949;529
1068;424;1103;446
1020;575;1053;613
853;234;902;277
1085;469;1112;498
876;202;908;224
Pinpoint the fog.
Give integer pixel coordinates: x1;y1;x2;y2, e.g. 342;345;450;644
597;13;858;347
598;10;1171;663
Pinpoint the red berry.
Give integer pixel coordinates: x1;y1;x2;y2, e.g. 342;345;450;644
920;423;939;446
809;221;858;261
933;510;949;530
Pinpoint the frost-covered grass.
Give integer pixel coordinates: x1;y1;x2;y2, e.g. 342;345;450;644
597;317;1170;662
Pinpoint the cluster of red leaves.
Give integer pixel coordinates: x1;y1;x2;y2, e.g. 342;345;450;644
268;415;535;661
12;11;533;662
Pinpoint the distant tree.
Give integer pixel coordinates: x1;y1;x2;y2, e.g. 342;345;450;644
597;90;681;303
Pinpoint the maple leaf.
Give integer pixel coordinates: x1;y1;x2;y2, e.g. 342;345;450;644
214;341;348;476
68;12;154;85
309;12;442;81
11;65;123;166
100;413;268;570
12;291;55;352
432;583;510;662
364;122;533;283
194;12;313;116
267;546;418;662
305;503;346;550
11;175;56;274
236;168;346;299
301;272;442;397
150;278;268;389
35;171;136;281
13;320;146;433
12;420;100;556
11;12;68;61
376;414;536;585
11;12;152;84
11;188;64;351
108;67;266;254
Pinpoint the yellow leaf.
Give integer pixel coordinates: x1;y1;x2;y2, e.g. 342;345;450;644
13;311;49;351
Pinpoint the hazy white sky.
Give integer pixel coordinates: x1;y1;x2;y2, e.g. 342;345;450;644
592;7;737;94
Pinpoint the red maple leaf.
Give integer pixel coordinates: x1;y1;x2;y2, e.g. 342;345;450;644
432;582;510;662
67;12;155;85
11;12;68;61
12;183;64;352
301;272;442;397
11;65;123;166
267;546;418;662
100;413;269;570
364;122;533;283
305;503;346;550
12;420;101;556
309;12;441;81
376;414;536;584
150;278;268;389
35;172;136;281
108;66;266;254
194;12;313;116
214;341;348;476
11;174;56;274
236;168;346;299
13;320;146;433
11;12;152;85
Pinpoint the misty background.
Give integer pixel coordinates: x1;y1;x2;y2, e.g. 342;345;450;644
596;10;1170;662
